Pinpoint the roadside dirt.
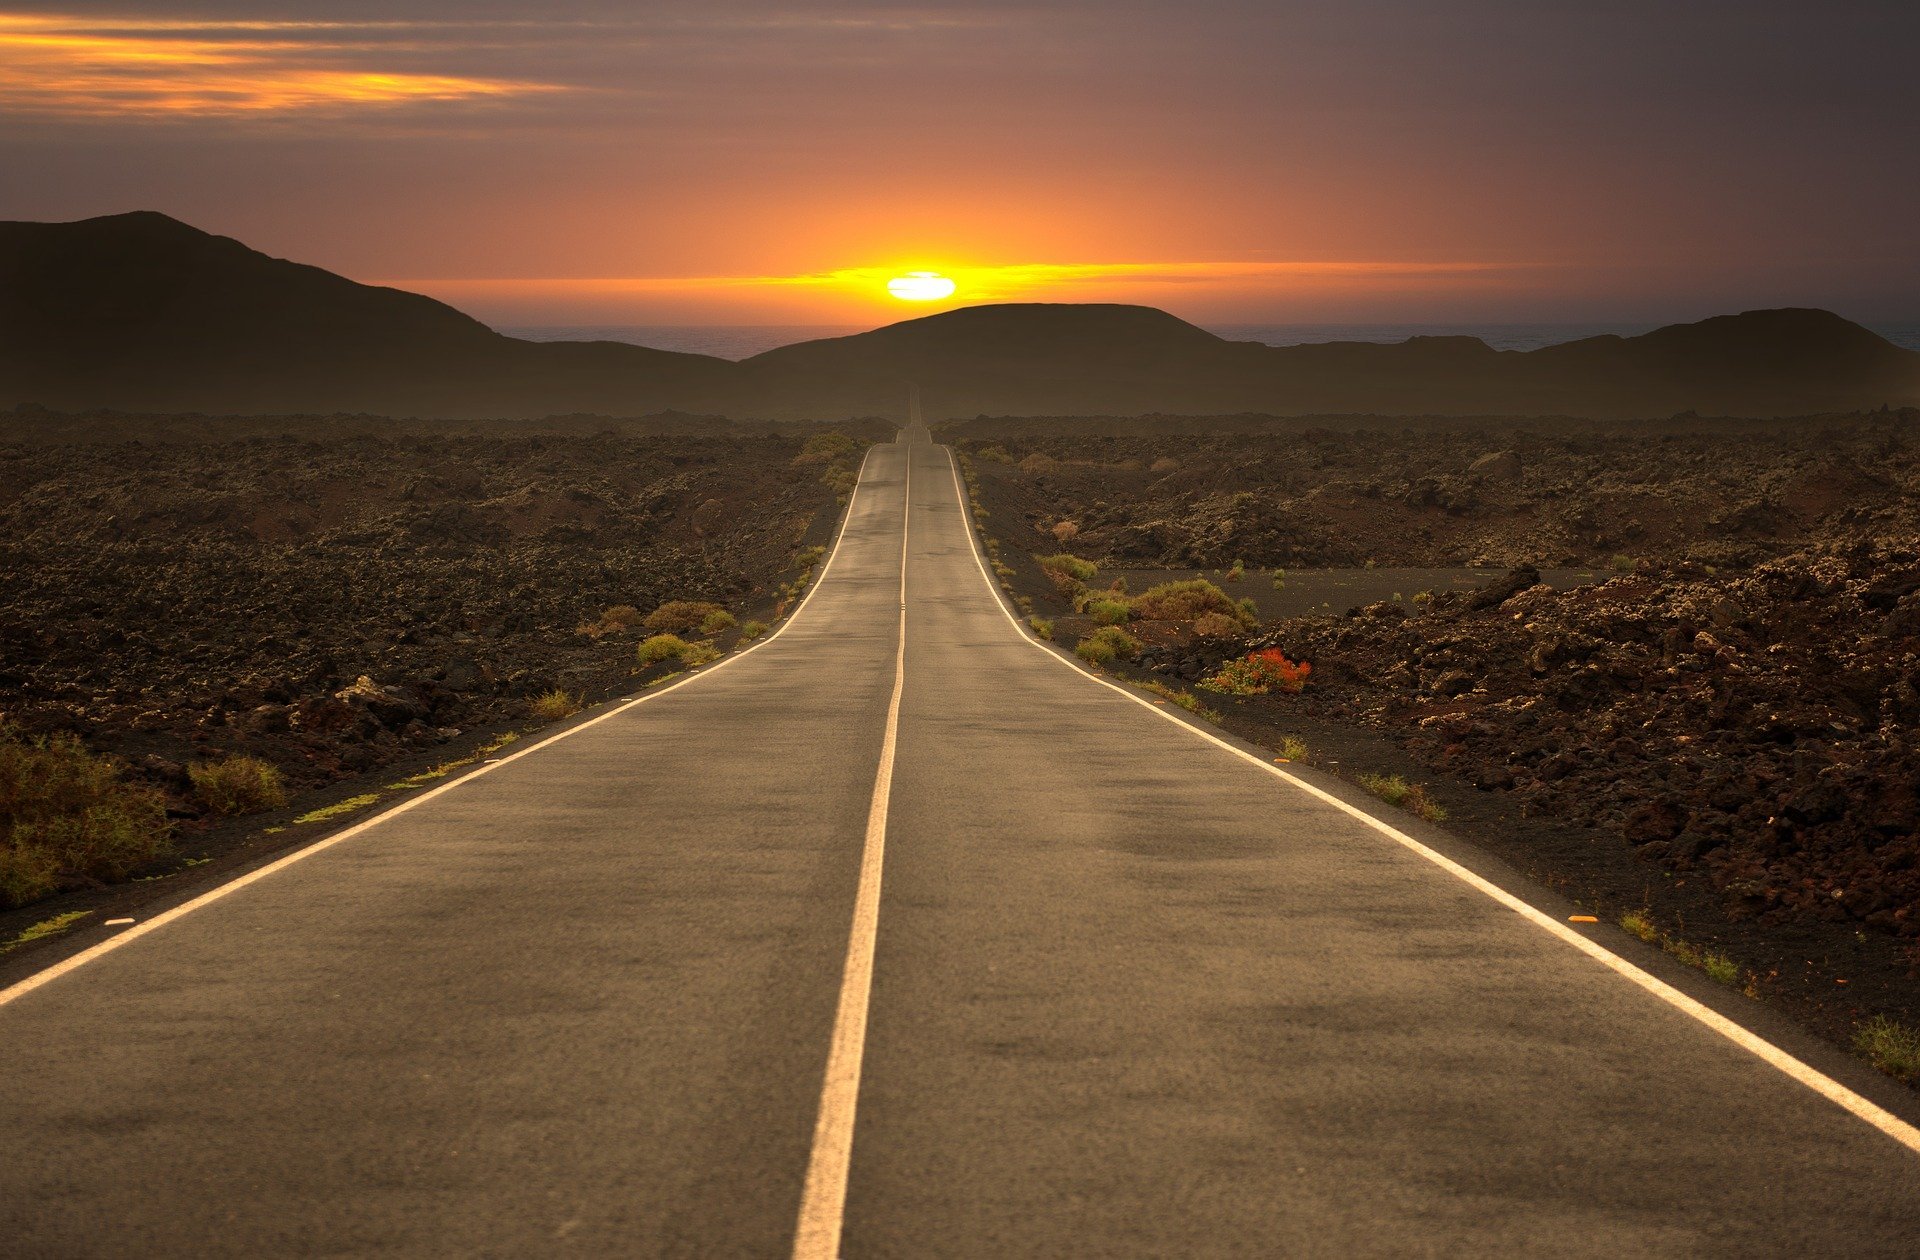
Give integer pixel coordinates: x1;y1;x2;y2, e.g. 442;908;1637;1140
0;412;882;948
944;409;1920;569
953;416;1920;1074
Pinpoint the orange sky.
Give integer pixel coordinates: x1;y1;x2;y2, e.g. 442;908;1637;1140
2;3;1915;326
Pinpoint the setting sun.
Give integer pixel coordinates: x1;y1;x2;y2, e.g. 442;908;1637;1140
886;271;957;301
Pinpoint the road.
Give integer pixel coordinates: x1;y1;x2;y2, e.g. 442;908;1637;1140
2;424;1918;1257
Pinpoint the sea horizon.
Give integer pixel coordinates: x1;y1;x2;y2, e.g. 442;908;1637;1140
501;319;1920;360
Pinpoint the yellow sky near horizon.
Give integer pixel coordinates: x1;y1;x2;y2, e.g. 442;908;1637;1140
379;260;1525;323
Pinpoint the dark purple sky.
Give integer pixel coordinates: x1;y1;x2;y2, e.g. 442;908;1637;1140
3;1;1915;324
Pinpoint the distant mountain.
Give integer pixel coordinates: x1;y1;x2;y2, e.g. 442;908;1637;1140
0;211;736;416
760;303;1920;419
4;212;1916;420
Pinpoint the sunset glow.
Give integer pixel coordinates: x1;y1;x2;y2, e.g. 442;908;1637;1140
2;4;1912;325
376;259;1519;324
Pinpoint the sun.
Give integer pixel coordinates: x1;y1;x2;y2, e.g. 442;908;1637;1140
886;271;957;301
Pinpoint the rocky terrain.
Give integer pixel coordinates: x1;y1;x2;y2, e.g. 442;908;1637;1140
957;412;1920;1065
1213;550;1920;945
0;413;878;811
945;410;1920;569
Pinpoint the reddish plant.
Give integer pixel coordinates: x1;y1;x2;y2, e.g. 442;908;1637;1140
1201;648;1312;695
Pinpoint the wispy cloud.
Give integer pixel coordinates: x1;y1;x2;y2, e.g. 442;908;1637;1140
0;13;565;117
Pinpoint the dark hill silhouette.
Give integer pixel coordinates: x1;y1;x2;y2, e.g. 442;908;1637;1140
3;212;1915;420
0;212;737;416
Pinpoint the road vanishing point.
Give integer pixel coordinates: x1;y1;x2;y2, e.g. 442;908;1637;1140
3;422;1919;1257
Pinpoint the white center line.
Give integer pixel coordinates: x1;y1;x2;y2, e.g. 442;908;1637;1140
791;434;913;1260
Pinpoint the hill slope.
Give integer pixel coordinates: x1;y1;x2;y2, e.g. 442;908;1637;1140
0;212;739;417
757;303;1920;419
4;212;1915;420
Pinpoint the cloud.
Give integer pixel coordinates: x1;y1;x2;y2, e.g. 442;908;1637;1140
0;13;566;117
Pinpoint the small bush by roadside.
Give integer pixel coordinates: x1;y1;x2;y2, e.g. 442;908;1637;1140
643;600;732;635
189;755;288;816
1855;1016;1920;1083
1075;626;1141;666
637;635;720;667
1619;909;1746;989
530;690;582;722
0;726;171;908
1200;648;1311;695
1356;771;1448;823
1135;679;1223;722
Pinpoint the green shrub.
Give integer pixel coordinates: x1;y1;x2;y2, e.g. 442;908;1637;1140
1357;772;1447;822
644;600;729;635
1278;735;1310;762
1076;636;1117;665
1075;626;1140;665
793;431;857;464
189;755;288;816
1620;910;1659;943
0;726;172;907
1226;560;1246;582
700;609;738;635
1271;568;1287;591
638;634;693;664
1131;579;1254;628
1037;553;1098;583
1028;616;1054;640
740;619;770;641
529;690;581;722
1136;679;1222;722
1701;952;1741;986
1856;1015;1920;1082
1087;598;1133;626
1192;612;1243;639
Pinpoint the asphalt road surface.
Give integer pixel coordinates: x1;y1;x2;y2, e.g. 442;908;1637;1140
3;424;1918;1257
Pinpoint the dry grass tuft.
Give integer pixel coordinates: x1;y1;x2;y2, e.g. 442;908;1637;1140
189;755;287;816
643;601;730;636
1074;626;1141;666
1855;1015;1920;1083
1356;772;1448;822
530;690;581;722
0;725;171;908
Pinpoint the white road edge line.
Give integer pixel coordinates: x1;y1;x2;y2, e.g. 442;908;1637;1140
0;443;887;1012
792;434;912;1260
943;445;1920;1157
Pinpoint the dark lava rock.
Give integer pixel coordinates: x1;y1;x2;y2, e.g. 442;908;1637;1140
0;426;855;800
1248;541;1920;941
